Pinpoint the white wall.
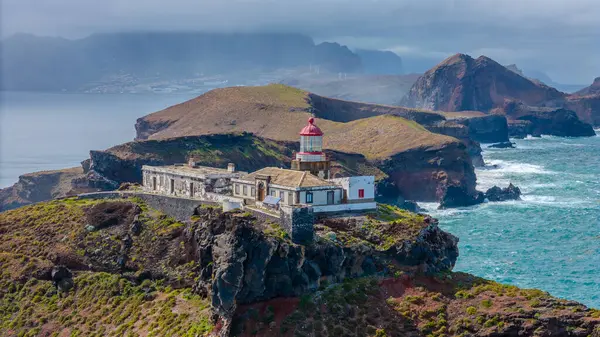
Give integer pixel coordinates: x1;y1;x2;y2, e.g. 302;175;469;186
312;202;377;213
298;188;342;206
329;176;375;201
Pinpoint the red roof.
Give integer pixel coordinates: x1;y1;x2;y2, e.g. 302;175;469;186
299;117;324;136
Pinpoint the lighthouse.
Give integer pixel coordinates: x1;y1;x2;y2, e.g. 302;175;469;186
291;117;331;179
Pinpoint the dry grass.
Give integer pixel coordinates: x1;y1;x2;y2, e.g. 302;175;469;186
138;84;458;160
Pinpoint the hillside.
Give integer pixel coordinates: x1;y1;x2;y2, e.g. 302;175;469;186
401;53;566;112
135;84;452;156
1;198;599;336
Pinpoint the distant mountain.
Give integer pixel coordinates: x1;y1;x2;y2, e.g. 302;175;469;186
400;53;565;112
279;73;420;105
0;32;364;91
505;64;587;93
354;49;403;75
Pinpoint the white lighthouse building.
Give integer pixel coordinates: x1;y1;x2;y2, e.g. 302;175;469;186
291;117;331;179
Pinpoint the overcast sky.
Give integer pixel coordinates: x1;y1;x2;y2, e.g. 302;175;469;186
2;0;599;83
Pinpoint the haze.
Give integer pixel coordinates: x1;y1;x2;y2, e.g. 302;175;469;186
2;0;599;83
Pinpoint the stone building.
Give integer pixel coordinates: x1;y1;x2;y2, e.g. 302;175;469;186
141;117;376;218
142;162;246;203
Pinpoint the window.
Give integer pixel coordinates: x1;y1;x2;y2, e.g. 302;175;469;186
243;185;247;196
358;189;365;198
251;187;256;197
170;179;175;193
279;191;285;202
305;192;313;204
235;184;240;195
190;182;194;197
271;189;276;196
327;191;334;205
288;192;293;205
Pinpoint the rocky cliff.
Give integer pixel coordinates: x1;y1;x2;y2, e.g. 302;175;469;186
400;53;598;134
0;167;99;211
1;198;598;337
501;101;596;137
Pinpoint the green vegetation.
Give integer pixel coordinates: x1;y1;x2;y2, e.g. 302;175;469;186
0;272;212;336
0;198;211;336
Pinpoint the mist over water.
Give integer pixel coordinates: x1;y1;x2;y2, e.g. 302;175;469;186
423;133;600;308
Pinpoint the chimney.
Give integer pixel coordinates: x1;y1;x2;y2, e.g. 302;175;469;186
227;163;236;173
188;158;196;167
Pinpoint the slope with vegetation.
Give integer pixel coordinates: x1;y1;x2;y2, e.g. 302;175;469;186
1;198;598;337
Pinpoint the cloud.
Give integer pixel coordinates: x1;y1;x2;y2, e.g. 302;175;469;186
1;0;599;83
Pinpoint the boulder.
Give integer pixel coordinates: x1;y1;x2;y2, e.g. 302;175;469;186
51;265;74;292
485;183;522;202
439;185;485;209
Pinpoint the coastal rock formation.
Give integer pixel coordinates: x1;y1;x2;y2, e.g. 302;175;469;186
0;167;99;211
485;183;521;202
565;93;600;126
451;114;510;144
195;206;458;324
439;183;522;208
1;197;598;336
400;53;565;112
501;101;596;137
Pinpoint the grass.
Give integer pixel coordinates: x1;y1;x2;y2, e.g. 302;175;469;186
0;272;213;337
0;197;211;336
136;84;458;159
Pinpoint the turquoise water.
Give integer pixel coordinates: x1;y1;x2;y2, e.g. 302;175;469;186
423;133;600;308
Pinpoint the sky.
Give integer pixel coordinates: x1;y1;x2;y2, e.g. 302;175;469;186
2;0;599;84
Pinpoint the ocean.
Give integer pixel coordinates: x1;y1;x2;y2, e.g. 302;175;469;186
1;92;599;308
0;91;196;188
423;134;600;308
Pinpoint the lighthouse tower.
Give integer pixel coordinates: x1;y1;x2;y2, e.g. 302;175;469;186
291;117;331;179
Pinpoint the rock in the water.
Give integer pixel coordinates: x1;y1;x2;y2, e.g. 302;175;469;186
488;142;515;149
439;185;484;209
51;265;74;292
485;183;521;202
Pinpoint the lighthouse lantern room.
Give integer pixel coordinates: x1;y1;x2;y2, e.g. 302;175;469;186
291;117;331;179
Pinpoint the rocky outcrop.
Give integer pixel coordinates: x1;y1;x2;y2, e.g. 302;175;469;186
507;119;534;138
485;183;521;202
452;114;510;143
379;142;478;202
564;93;600;127
0;167;98;211
193;207;458;325
498;101;595;137
439;183;522;208
425;121;484;167
400;53;565;112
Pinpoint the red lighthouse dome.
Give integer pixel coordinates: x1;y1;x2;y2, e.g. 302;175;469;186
299;117;324;136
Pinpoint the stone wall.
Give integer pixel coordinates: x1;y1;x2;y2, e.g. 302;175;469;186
78;191;211;222
281;206;315;244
